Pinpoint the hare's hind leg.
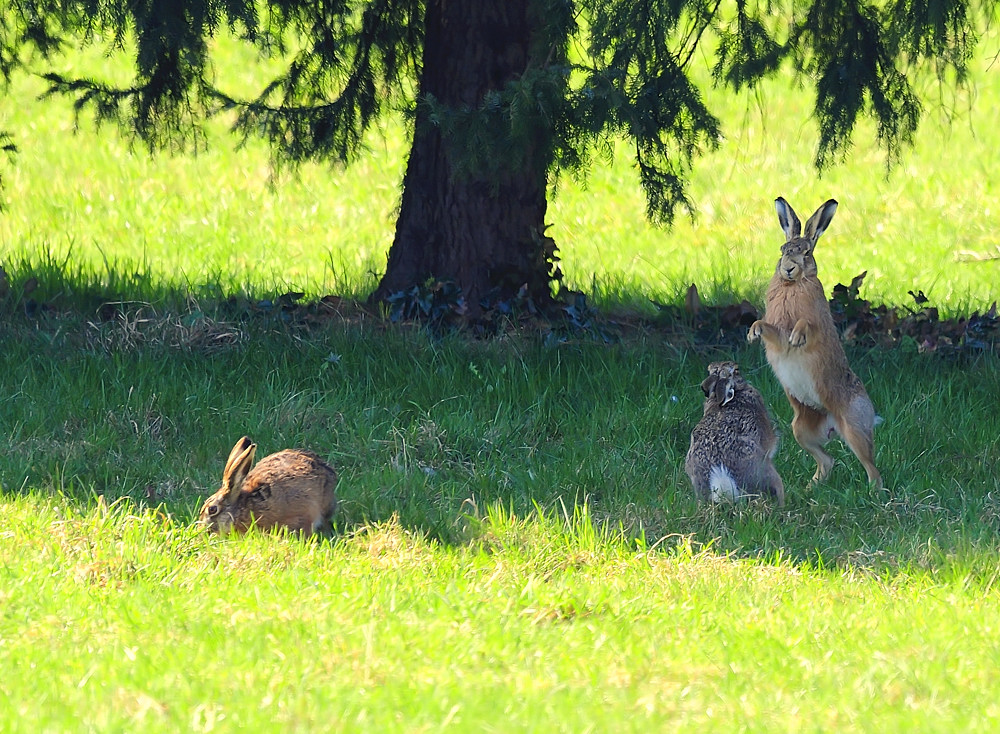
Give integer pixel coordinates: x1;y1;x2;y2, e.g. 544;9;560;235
788;396;835;484
835;412;882;489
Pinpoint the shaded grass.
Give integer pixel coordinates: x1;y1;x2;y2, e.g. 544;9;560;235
3;314;999;567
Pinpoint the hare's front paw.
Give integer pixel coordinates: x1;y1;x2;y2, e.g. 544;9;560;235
747;320;764;343
788;324;807;347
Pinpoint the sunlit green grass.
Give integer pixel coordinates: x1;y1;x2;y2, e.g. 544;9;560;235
3;496;1000;732
3;20;1000;733
2;28;998;311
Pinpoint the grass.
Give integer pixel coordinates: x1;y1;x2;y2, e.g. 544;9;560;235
4;317;999;555
1;29;999;312
4;497;1000;731
3;314;1000;729
2;18;1000;734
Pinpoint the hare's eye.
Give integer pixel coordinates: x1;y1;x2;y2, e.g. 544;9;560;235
208;505;220;517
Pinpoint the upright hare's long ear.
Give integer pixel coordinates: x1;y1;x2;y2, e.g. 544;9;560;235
223;436;256;500
775;197;801;241
803;199;838;244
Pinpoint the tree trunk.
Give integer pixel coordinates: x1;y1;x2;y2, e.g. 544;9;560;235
370;0;556;317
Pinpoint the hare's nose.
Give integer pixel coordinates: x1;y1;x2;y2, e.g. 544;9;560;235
783;266;795;278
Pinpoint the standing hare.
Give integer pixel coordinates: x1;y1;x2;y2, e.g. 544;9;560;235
747;197;882;488
199;436;338;537
685;361;785;506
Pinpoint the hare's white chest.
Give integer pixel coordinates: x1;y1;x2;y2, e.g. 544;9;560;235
771;355;824;410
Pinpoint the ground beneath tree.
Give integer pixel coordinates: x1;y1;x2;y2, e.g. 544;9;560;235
1;266;997;356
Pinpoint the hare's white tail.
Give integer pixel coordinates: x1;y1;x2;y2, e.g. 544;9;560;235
709;465;740;503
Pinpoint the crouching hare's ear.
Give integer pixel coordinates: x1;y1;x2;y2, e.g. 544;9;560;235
199;437;256;534
700;374;735;406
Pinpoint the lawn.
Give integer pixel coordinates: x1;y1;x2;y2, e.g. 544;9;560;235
1;27;998;311
1;18;1000;734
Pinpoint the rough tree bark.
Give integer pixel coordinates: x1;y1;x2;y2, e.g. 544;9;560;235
370;0;555;315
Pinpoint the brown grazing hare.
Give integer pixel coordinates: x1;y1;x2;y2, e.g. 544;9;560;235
199;436;338;536
747;197;882;488
685;361;785;506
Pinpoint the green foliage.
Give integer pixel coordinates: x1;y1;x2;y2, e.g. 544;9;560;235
3;0;984;225
1;0;73;195
385;278;467;330
421;63;571;188
0;0;73;82
806;0;922;168
713;0;977;170
574;0;725;222
4;32;1000;312
38;0;255;148
221;0;424;166
4;21;1000;313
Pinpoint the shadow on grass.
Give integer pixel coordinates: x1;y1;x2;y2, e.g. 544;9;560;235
2;279;1000;573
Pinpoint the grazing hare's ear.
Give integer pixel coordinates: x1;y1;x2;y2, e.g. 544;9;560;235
223;437;256;500
223;437;252;479
803;199;838;243
775;197;801;241
721;378;736;406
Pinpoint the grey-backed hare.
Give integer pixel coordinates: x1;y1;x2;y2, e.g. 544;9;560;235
199;436;338;537
685;361;785;506
747;197;882;488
